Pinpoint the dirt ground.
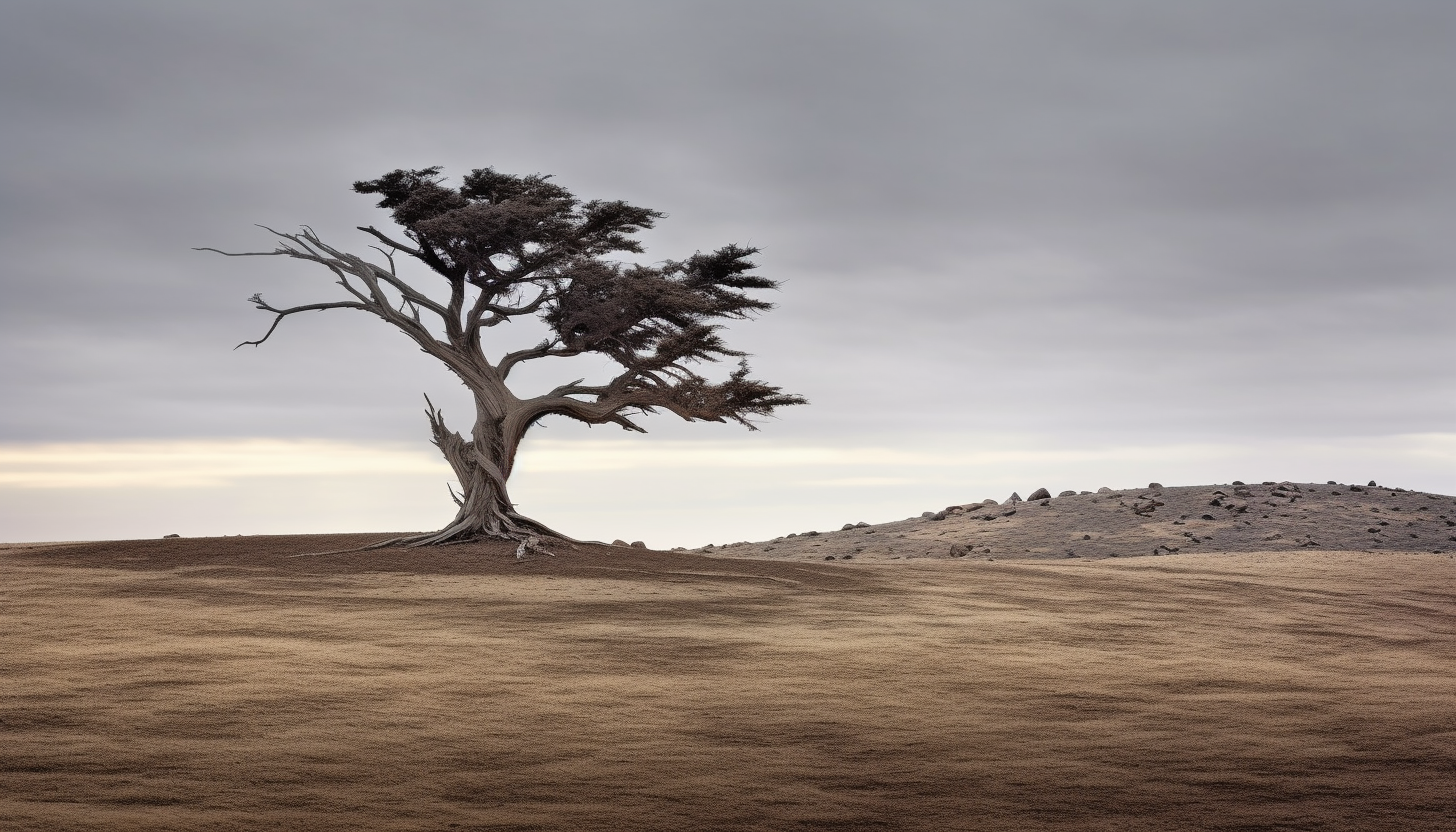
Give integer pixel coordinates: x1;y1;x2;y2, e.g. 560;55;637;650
2;534;1454;831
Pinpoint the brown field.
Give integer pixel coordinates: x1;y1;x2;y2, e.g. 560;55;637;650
2;535;1454;831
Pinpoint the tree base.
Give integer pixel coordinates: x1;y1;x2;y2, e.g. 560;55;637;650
359;512;577;551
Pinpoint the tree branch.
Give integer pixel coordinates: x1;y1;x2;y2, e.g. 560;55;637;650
235;296;369;348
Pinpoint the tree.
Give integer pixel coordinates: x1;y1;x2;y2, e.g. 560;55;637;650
200;166;806;547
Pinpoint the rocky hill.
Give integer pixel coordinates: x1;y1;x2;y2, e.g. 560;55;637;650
697;480;1456;563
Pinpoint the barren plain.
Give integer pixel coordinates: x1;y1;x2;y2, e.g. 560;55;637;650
2;484;1455;831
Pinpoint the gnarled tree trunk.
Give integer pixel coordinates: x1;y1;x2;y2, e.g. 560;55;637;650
370;393;568;548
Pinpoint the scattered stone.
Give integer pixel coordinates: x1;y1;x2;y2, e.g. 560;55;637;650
163;534;180;539
1058;490;1077;497
1028;488;1052;501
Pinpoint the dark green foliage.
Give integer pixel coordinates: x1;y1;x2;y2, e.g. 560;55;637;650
351;166;805;429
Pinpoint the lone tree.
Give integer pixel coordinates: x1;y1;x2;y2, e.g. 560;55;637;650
201;167;805;546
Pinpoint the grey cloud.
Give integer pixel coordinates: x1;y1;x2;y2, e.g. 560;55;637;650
1;0;1452;448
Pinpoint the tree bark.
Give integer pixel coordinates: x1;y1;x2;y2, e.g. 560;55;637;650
367;392;570;547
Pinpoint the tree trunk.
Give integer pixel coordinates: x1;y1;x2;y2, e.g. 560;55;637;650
369;394;569;548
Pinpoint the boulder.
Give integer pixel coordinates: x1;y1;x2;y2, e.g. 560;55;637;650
949;544;969;557
1097;486;1112;494
630;541;646;548
1005;492;1022;504
612;539;629;546
1027;487;1052;501
1148;482;1163;489
1058;490;1077;497
163;533;180;539
841;523;856;531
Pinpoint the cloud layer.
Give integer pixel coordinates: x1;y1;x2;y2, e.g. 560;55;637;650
2;1;1453;538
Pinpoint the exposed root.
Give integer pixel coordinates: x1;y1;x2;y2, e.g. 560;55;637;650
286;516;578;558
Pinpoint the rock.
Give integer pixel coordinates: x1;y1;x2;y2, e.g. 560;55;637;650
842;554;854;560
1028;488;1052;501
1148;482;1163;489
1201;514;1216;521
1097;487;1112;494
1232;480;1245;486
1057;490;1077;498
1079;491;1091;495
949;544;968;557
612;539;629;546
841;523;856;531
1000;508;1017;517
1082;534;1091;540
805;531;820;536
1327;480;1337;485
921;511;937;518
1368;480;1377;486
1005;492;1022;504
630;541;646;548
981;499;997;505
824;555;836;560
930;511;947;521
1350;485;1365;492
163;533;180;539
855;522;870;528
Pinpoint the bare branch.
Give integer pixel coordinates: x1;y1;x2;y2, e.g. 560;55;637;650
356;225;422;256
192;247;286;257
234;297;368;349
498;339;580;378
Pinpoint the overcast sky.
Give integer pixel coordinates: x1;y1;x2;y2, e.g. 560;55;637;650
2;1;1453;544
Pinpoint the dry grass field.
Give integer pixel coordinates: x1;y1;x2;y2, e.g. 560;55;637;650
2;535;1454;831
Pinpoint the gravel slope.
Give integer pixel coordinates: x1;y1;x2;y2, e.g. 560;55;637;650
698;481;1456;563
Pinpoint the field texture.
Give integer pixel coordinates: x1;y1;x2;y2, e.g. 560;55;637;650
2;536;1454;831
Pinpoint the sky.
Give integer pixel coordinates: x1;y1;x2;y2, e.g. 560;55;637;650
2;0;1453;546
